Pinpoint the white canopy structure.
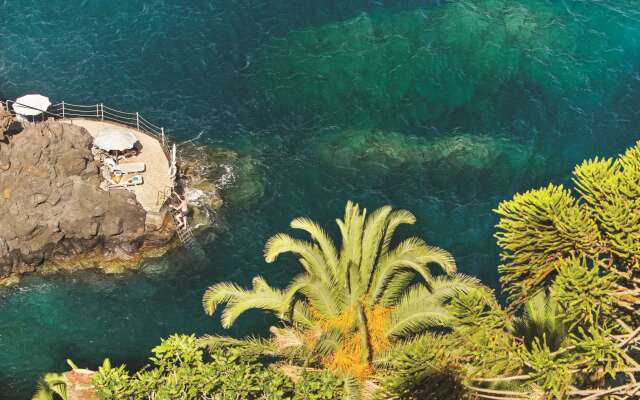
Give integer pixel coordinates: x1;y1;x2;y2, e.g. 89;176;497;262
13;94;51;116
93;128;139;151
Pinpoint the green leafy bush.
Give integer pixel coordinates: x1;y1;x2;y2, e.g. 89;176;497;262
91;334;346;400
293;369;344;400
93;334;295;400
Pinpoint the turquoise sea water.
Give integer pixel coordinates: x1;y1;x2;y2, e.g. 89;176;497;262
2;1;640;397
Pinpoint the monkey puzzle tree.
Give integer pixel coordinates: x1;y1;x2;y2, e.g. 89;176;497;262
381;141;640;400
485;141;640;398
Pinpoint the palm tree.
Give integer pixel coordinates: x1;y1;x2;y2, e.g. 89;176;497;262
201;201;479;381
32;373;67;400
513;291;568;352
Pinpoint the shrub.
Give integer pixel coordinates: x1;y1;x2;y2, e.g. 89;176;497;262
93;334;295;400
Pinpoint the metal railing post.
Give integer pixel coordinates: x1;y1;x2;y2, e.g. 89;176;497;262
2;98;173;148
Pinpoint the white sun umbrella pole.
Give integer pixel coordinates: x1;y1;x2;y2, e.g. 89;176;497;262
13;94;51;117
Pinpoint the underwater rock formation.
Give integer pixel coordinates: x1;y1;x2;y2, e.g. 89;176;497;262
180;143;267;214
248;1;626;131
313;129;544;191
0;121;173;280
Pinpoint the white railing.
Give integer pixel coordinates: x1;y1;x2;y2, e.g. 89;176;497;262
2;98;179;202
1;98;199;248
2;99;170;156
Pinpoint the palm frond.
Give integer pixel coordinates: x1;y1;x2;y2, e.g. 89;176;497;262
421;245;457;275
513;291;568;351
360;205;393;291
264;233;333;285
391;284;443;318
290;217;339;275
370;238;443;301
386;306;455;338
348;260;364;306
197;334;276;356
378;270;416;306
202;281;250;316
424;273;481;303
386;277;471;338
343;376;363;400
32;373;67;400
221;283;288;329
380;209;416;255
301;279;341;317
336;201;366;281
314;329;343;357
280;273;315;326
270;326;305;351
203;277;288;328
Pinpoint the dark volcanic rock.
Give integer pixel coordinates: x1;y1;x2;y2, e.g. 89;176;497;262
0;121;158;278
0;108;11;142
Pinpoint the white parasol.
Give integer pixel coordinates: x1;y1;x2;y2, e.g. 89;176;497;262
13;94;51;116
93;128;139;151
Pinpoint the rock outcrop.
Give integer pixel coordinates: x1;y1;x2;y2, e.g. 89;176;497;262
312;129;546;196
0;107;14;142
0;120;172;279
314;129;543;174
180;143;267;210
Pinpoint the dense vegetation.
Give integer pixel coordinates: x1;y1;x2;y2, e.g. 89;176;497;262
201;200;479;387
35;142;640;399
380;141;640;399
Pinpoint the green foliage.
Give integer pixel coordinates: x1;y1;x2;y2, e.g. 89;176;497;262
92;334;296;400
378;334;467;400
91;359;133;399
490;140;640;398
519;340;573;398
294;369;345;400
202;201;479;382
495;141;640;315
549;257;618;328
32;373;67;400
513;291;568;351
383;137;640;399
445;289;523;379
567;327;628;381
494;184;600;304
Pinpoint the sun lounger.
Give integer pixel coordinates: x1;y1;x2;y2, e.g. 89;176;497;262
108;175;143;190
118;162;146;173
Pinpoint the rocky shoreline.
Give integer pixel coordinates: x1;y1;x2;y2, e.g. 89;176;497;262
0;108;252;284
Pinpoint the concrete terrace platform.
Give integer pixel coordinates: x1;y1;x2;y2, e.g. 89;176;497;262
60;119;172;216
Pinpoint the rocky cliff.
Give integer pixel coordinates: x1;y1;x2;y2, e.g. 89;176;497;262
0;114;173;280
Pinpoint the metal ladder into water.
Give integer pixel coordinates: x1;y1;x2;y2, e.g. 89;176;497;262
172;212;197;249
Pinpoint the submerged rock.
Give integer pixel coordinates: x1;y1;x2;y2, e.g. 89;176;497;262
0;121;173;280
313;129;544;191
248;2;626;131
180;143;267;212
